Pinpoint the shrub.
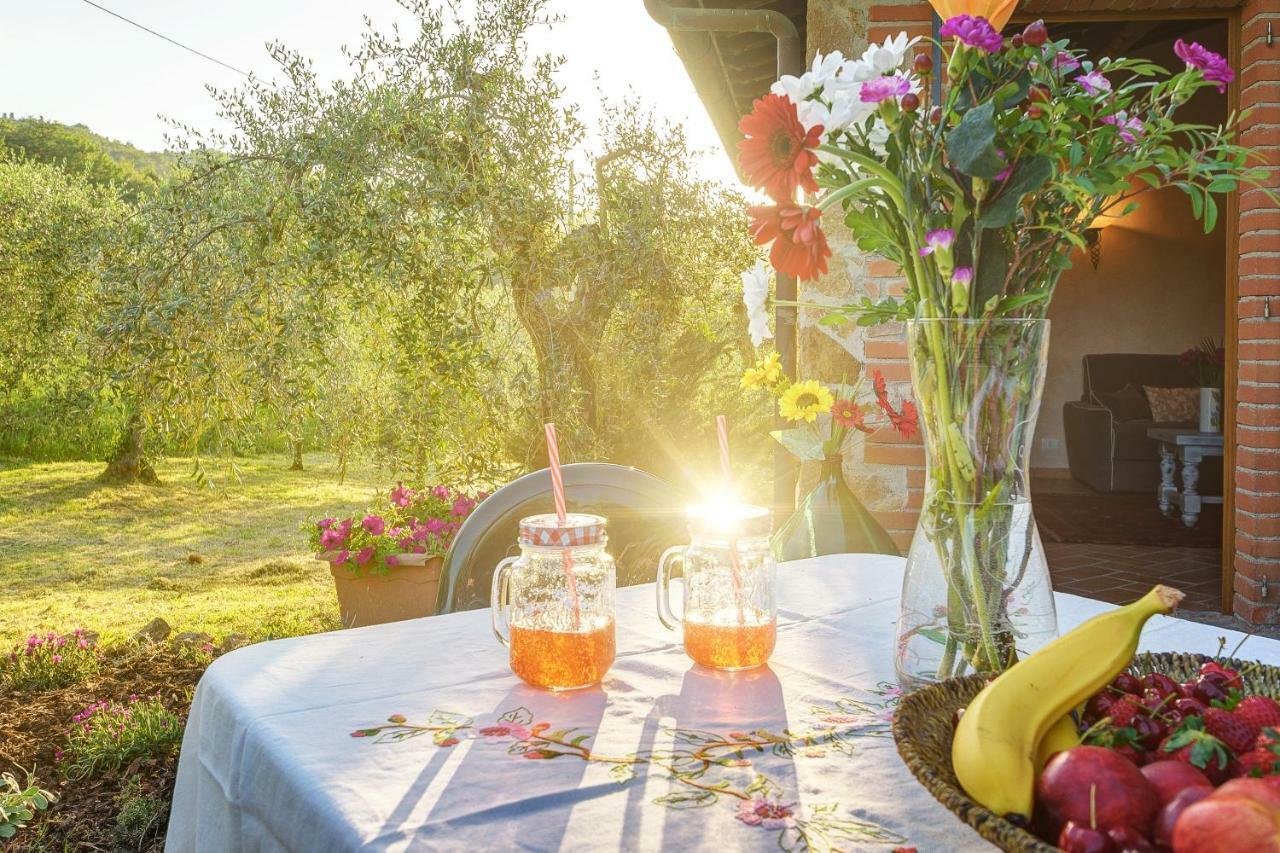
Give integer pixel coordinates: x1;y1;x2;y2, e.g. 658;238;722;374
114;775;168;847
0;768;54;840
63;695;184;780
0;629;98;691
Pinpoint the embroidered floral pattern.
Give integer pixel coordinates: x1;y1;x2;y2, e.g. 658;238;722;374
350;694;908;851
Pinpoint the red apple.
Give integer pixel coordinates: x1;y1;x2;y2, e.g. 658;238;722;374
1141;761;1212;807
1038;746;1161;836
1212;779;1280;810
1172;788;1280;852
1154;787;1211;849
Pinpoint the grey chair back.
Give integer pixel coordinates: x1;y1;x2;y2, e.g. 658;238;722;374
435;463;687;615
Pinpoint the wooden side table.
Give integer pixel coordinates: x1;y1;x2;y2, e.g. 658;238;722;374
1147;427;1225;527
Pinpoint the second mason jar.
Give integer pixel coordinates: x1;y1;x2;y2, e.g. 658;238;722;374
657;503;776;670
491;513;616;690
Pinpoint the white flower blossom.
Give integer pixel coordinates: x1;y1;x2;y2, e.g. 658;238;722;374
770;51;848;103
740;261;773;347
859;33;921;75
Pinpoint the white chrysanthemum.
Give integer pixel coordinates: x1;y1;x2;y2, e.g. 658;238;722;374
860;33;921;74
740;261;773;347
770;51;846;103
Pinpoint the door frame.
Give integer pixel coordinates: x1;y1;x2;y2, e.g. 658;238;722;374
1010;6;1242;614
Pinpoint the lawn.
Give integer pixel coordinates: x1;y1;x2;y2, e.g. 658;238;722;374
0;454;387;645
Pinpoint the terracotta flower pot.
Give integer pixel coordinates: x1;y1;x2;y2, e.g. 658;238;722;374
316;553;444;628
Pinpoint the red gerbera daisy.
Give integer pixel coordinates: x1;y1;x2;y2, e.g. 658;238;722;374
747;204;832;282
832;399;869;432
890;399;919;440
737;93;822;202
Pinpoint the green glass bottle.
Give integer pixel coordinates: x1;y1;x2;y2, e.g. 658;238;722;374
771;454;900;561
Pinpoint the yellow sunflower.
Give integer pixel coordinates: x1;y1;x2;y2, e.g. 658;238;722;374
741;351;784;391
779;380;834;423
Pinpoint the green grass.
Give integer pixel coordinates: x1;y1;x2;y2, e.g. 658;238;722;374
0;454;386;644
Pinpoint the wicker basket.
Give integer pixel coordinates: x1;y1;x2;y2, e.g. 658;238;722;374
892;652;1280;852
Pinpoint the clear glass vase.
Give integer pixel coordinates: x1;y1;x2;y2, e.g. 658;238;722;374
894;319;1058;690
771;455;900;561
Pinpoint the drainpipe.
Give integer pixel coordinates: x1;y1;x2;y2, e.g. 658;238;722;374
643;0;804;518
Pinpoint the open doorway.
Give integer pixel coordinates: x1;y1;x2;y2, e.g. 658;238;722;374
1014;18;1232;613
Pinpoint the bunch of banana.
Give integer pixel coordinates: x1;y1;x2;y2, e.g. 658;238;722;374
952;585;1185;823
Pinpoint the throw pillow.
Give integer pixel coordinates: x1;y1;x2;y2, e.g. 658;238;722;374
1143;386;1198;423
1098;384;1152;422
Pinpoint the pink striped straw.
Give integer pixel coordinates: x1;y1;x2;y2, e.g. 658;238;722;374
715;415;746;623
544;423;581;628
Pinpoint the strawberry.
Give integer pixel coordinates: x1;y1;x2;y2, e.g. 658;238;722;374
1235;696;1280;732
1108;696;1143;728
1237;746;1280;778
1161;717;1232;784
1200;660;1243;690
1259;727;1280;750
1205;707;1259;755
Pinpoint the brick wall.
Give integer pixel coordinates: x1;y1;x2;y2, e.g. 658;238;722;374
1231;0;1280;623
805;0;1280;620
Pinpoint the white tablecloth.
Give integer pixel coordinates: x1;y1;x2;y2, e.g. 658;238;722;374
166;555;1279;853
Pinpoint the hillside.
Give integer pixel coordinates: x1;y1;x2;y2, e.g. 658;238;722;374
0;115;181;201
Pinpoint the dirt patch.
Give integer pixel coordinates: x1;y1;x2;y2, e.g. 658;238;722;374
1;642;214;850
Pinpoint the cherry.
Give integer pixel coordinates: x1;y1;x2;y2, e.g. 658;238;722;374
1023;19;1049;48
1131;715;1166;752
1174;697;1207;720
1112;673;1142;696
1142;672;1180;699
1010;33;1024;49
1059;821;1117;853
1192;678;1229;705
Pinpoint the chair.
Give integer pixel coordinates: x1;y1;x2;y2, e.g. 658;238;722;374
435;463;688;614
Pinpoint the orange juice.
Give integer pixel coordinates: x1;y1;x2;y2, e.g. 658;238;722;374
509;620;615;689
683;614;776;670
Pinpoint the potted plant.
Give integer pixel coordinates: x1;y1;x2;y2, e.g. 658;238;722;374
309;484;485;628
1180;337;1225;432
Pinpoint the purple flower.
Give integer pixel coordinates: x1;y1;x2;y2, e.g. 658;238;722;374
385;555;400;568
1175;39;1234;93
1074;70;1111;95
51;654;62;664
1101;110;1144;143
450;496;476;518
355;546;376;566
362;515;385;536
334;549;351;565
993;149;1012;182
939;15;1003;54
859;74;911;104
918;228;955;257
316;517;335;530
319;526;348;550
389;483;413;508
1053;51;1081;74
951;267;974;286
431;485;451;500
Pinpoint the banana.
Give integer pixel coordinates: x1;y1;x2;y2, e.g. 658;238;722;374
1034;713;1080;771
951;585;1184;823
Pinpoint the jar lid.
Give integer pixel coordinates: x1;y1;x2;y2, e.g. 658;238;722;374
519;513;607;547
686;503;771;540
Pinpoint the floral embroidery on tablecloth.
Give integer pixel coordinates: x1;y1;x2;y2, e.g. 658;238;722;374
350;692;908;851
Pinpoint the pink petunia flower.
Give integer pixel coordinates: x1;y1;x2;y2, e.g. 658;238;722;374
859;74;911;104
735;796;798;830
362;515;386;536
355;547;376;566
1074;70;1111;95
334;549;351;565
389;483;413;508
1174;39;1234;93
319;526;348;551
385;555;400;568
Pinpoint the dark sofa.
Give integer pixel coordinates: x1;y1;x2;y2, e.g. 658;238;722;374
1063;353;1221;494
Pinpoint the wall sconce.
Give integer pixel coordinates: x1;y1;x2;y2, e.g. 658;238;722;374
1084;227;1102;269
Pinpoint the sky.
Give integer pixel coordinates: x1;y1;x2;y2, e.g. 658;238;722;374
1;0;742;186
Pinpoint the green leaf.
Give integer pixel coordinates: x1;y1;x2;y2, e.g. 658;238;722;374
770;427;827;461
973;228;1008;310
978;156;1053;229
608;763;635;785
946;102;1006;179
653;789;717;809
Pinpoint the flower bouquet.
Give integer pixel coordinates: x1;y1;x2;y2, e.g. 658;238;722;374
736;1;1269;685
1181;336;1226;432
738;285;917;560
309;484;486;627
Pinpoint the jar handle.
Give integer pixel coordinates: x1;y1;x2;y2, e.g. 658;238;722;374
490;556;518;647
656;545;684;631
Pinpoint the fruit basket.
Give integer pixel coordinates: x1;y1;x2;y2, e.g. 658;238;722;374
892;652;1280;852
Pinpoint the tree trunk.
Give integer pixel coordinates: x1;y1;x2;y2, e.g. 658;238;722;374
101;414;158;484
290;439;304;471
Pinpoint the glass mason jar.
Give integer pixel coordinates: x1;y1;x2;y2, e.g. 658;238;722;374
657;504;776;671
491;513;616;690
894;319;1058;690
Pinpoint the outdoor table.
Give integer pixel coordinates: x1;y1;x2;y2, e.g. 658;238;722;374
166;554;1279;852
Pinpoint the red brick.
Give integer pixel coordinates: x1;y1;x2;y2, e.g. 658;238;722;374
867;258;902;278
1242;232;1280;255
1235;571;1264;602
1239;510;1280;538
1241;210;1280;233
1243;17;1280;46
1238;299;1270;320
868;361;911;382
868;25;931;42
1239;425;1280;449
1241;63;1280;93
906;467;926;488
1236;467;1280;491
864;443;925;466
865;339;907;360
1235;552;1280;579
1239;489;1280;513
1240;405;1280;428
1244;43;1280;73
1241;340;1280;360
1238;533;1280;560
1233;593;1277;625
1240;255;1280;277
871;510;922;530
1240;320;1280;340
1239;447;1280;469
1240;362;1280;383
868;3;933;22
885;280;910;298
1240;278;1280;297
1238;382;1280;404
890;530;914;551
867;424;920;445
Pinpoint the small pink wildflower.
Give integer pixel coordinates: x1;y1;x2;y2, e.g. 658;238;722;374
735;797;798;830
